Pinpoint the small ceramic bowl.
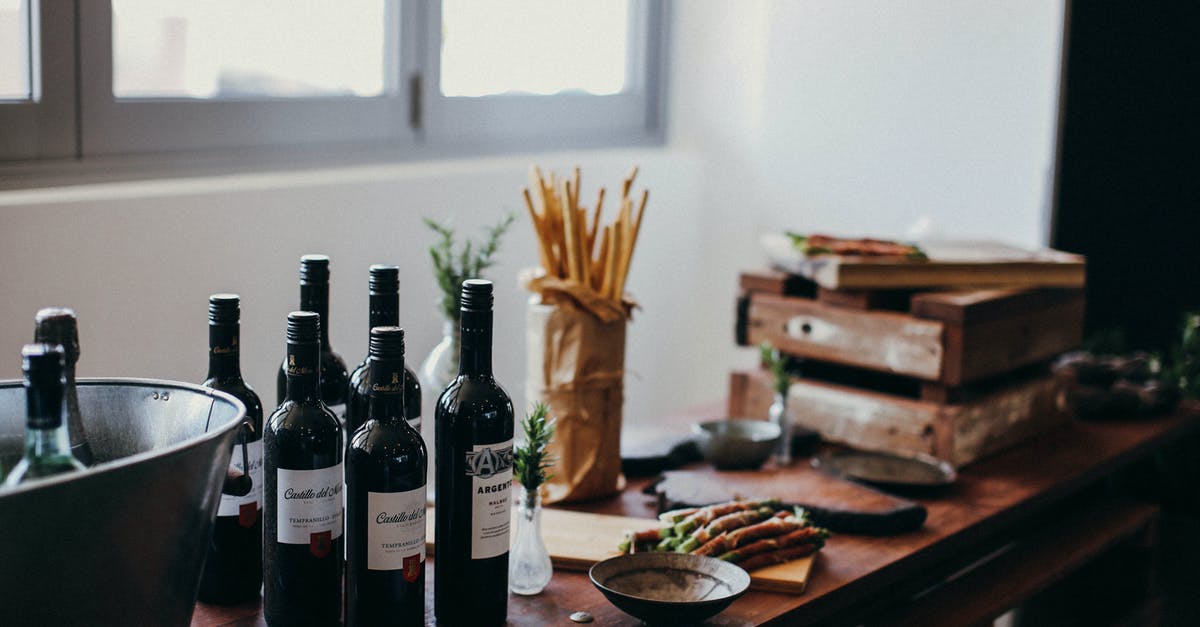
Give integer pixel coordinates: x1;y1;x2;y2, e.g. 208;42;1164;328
589;552;751;624
692;419;782;470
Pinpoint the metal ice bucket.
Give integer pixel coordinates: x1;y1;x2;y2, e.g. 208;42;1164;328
0;378;246;626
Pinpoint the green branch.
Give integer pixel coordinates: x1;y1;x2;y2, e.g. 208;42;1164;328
424;212;515;321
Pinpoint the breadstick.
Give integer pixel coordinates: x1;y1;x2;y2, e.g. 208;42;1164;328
561;180;581;282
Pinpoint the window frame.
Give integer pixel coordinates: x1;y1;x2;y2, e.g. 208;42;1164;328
76;0;415;156
1;0;668;166
0;0;76;161
417;0;668;150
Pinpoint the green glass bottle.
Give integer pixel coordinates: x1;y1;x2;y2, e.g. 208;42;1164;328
4;344;87;486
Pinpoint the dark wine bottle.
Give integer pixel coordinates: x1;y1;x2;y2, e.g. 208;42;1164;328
277;254;350;419
346;326;427;627
346;265;421;435
264;311;344;626
4;344;86;486
197;294;265;605
33;308;94;466
434;280;514;626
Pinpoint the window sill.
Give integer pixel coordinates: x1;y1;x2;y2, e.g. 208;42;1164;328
0;130;665;194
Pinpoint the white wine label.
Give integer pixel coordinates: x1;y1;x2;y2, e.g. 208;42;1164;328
367;487;427;576
467;439;513;560
277;464;344;558
217;440;263;528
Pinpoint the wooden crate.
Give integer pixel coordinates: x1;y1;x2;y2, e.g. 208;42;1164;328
728;368;1070;468
736;271;1085;388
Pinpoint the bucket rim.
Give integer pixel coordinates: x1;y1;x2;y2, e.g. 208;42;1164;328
0;377;246;496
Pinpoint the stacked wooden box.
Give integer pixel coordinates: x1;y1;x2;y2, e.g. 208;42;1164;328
731;269;1086;467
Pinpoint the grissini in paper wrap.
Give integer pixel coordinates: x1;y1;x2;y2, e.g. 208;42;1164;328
520;166;646;503
525;296;626;503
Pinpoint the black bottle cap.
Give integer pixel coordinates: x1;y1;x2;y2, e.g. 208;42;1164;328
34;308;79;363
368;265;400;294
459;279;494;312
23;343;65;428
208;294;240;325
368;326;405;359
286;311;321;343
299;254;330;284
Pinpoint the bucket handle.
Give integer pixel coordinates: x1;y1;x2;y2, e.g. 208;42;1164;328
221;420;254;497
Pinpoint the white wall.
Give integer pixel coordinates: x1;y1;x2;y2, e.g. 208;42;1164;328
0;1;1065;424
0;152;706;423
669;0;1066;376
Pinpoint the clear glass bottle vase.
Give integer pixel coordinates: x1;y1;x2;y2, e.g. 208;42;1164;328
418;320;459;499
509;488;552;595
768;391;794;466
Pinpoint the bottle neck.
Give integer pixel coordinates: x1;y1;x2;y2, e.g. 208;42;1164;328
367;292;399;340
300;282;332;348
207;323;243;380
25;423;71;460
458;308;493;376
367;357;407;423
284;340;321;402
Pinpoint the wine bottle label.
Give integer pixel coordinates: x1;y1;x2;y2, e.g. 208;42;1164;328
466;439;513;560
276;464;344;557
217;440;263;528
367;487;427;576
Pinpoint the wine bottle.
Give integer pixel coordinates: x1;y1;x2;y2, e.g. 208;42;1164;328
264;311;344;626
346;265;421;435
197;294;265;605
277;254;350;420
4;344;86;486
33;308;94;466
346;326;427;626
434;279;514;626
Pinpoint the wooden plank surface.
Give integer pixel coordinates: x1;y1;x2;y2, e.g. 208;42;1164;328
762;234;1086;290
731;369;942;459
731;369;1070;467
191;405;1200;627
879;500;1158;627
423;507;817;594
911;288;1084;325
746;292;945;381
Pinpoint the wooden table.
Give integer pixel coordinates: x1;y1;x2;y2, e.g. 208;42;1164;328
193;406;1199;626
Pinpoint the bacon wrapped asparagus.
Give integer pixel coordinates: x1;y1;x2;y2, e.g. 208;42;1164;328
616;497;829;571
676;506;776;553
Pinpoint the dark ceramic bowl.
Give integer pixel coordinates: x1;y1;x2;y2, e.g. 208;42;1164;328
692;419;781;470
589;552;751;624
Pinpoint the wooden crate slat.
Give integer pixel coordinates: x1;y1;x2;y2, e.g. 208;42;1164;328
730;370;941;458
738;269;813;297
729;369;1070;468
911;288;1085;325
947;297;1086;385
746;292;945;381
942;376;1068;466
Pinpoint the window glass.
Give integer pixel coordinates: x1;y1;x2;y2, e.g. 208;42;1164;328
0;0;31;100
440;0;629;97
111;0;388;99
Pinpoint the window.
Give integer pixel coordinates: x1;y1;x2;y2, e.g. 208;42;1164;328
0;1;666;164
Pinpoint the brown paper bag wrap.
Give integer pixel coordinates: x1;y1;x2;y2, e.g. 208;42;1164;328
526;296;627;503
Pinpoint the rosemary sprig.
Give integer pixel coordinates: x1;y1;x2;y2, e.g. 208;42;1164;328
514;402;556;492
424;212;515;321
760;341;791;396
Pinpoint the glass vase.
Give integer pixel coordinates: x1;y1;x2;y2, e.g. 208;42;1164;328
419;320;459;499
769;391;794;466
509;488;552;595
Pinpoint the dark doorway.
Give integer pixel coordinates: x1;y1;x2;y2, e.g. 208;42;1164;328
1050;1;1200;352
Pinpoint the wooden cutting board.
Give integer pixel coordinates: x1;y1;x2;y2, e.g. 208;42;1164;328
424;506;816;594
762;234;1086;290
